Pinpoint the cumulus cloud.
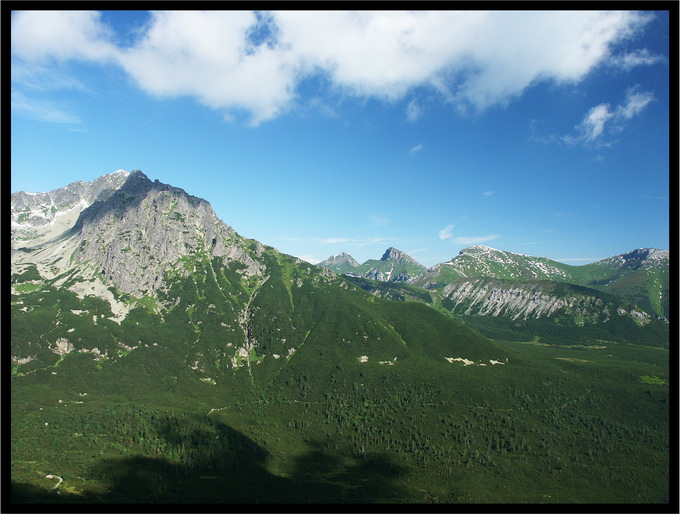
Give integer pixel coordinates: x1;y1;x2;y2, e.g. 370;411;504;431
116;11;299;125
11;11;116;62
10;10;656;124
453;234;500;245
438;225;454;240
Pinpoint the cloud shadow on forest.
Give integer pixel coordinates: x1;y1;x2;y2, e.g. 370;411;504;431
10;412;413;506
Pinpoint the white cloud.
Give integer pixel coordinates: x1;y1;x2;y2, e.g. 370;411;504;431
406;100;422;122
553;257;601;263
369;215;391;227
116;11;298;125
11;62;87;92
453;234;500;245
11;90;81;124
10;10;654;124
580;103;613;142
616;87;654;119
566;86;655;144
482;191;494;196
438;225;454;240
608;48;665;70
11;11;117;62
410;144;424;154
295;254;322;264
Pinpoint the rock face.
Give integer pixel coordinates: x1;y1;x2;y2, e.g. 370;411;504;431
380;247;406;261
319;247;426;282
11;170;263;298
598;248;669;270
355;247;426;282
317;252;360;274
439;278;653;326
11;170;131;245
410;244;669;318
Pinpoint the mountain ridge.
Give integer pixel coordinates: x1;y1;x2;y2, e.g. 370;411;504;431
409;244;669;318
11;169;505;378
319;246;426;282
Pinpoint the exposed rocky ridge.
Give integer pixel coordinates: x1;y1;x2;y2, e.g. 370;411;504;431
439;278;654;326
11;170;264;299
408;245;668;318
317;252;360;273
11;170;131;245
594;248;669;270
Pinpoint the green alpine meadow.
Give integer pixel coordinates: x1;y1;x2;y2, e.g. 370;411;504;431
10;171;669;505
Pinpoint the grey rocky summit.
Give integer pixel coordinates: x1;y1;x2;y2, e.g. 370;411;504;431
11;170;263;298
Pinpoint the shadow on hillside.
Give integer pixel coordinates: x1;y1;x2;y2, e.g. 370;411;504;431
10;415;412;505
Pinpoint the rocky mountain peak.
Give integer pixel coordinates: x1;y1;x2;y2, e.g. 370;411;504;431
11;170;134;245
12;169;264;299
317;252;361;274
330;252;360;265
458;245;510;258
381;247;406;261
597;248;670;271
621;248;668;264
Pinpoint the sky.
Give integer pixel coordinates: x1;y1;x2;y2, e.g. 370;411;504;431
10;10;671;266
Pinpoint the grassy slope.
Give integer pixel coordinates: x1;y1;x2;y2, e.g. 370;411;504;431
10;255;670;505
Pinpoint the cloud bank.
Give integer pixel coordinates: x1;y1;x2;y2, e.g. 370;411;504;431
11;10;657;124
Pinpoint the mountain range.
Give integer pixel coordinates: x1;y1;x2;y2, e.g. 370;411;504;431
319;244;669;320
10;170;670;504
11;169;504;390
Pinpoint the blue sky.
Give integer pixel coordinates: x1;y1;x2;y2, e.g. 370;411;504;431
10;10;670;266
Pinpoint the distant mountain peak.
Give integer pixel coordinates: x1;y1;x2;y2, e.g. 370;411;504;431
319;247;425;282
462;244;497;252
459;245;530;258
317;252;360;273
621;248;668;262
334;251;356;260
381;247;406;261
